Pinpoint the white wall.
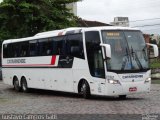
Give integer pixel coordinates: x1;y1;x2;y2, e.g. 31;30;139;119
66;3;77;16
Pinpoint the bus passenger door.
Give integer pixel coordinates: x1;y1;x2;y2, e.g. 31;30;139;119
89;49;106;95
85;31;106;95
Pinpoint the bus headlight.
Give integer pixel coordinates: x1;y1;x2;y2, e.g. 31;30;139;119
145;77;151;83
108;79;121;84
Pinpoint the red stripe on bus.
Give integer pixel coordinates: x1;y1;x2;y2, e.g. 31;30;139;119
51;55;56;65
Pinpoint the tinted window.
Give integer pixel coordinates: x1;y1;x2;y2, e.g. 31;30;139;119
38;38;53;56
19;42;29;57
3;43;14;58
3;44;8;58
85;31;105;78
3;34;84;59
12;43;20;57
29;40;38;56
66;34;84;59
51;36;63;55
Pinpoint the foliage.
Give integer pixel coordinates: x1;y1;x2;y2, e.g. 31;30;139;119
0;0;79;40
150;39;157;45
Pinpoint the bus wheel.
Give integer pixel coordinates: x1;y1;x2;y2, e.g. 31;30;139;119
119;95;127;100
21;77;29;93
80;81;90;99
13;77;21;92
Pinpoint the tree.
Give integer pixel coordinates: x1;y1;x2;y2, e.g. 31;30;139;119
0;0;79;40
150;39;157;45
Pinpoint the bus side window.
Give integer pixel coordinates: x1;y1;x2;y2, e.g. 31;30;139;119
19;42;29;57
45;38;53;55
66;34;84;59
38;38;55;56
3;44;8;58
12;43;20;58
7;44;13;58
38;38;51;56
53;36;64;55
38;39;46;56
29;40;38;56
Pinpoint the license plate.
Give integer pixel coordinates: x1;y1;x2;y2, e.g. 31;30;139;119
129;87;137;92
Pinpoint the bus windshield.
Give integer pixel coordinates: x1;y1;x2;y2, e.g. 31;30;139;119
102;30;149;72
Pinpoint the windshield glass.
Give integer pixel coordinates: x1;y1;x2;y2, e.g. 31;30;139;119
102;30;149;72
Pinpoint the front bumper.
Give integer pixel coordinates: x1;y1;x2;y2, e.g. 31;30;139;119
105;80;151;96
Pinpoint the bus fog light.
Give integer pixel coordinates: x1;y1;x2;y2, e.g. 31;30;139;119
145;77;151;83
108;80;121;84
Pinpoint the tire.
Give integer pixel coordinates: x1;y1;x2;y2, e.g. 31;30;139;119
119;95;127;100
13;77;21;92
21;77;29;93
80;81;90;99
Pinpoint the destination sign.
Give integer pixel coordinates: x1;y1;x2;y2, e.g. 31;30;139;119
106;32;120;37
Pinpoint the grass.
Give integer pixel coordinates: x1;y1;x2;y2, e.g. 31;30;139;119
150;58;160;69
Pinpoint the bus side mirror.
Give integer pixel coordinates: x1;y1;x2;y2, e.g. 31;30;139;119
100;43;111;59
146;43;159;58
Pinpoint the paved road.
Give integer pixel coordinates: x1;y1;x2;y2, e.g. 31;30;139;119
0;81;160;120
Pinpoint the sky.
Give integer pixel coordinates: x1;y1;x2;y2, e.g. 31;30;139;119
77;0;160;35
0;0;159;34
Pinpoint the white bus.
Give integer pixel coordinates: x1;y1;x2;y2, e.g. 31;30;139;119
1;27;159;99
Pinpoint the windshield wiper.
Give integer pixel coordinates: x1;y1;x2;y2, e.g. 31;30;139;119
131;46;143;70
121;47;132;70
121;46;144;70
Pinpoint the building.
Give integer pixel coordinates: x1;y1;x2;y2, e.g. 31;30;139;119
77;18;112;27
110;17;129;27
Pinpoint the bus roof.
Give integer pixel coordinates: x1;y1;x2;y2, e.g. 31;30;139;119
2;26;140;44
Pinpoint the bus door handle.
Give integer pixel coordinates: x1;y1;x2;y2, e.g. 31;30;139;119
54;80;57;82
